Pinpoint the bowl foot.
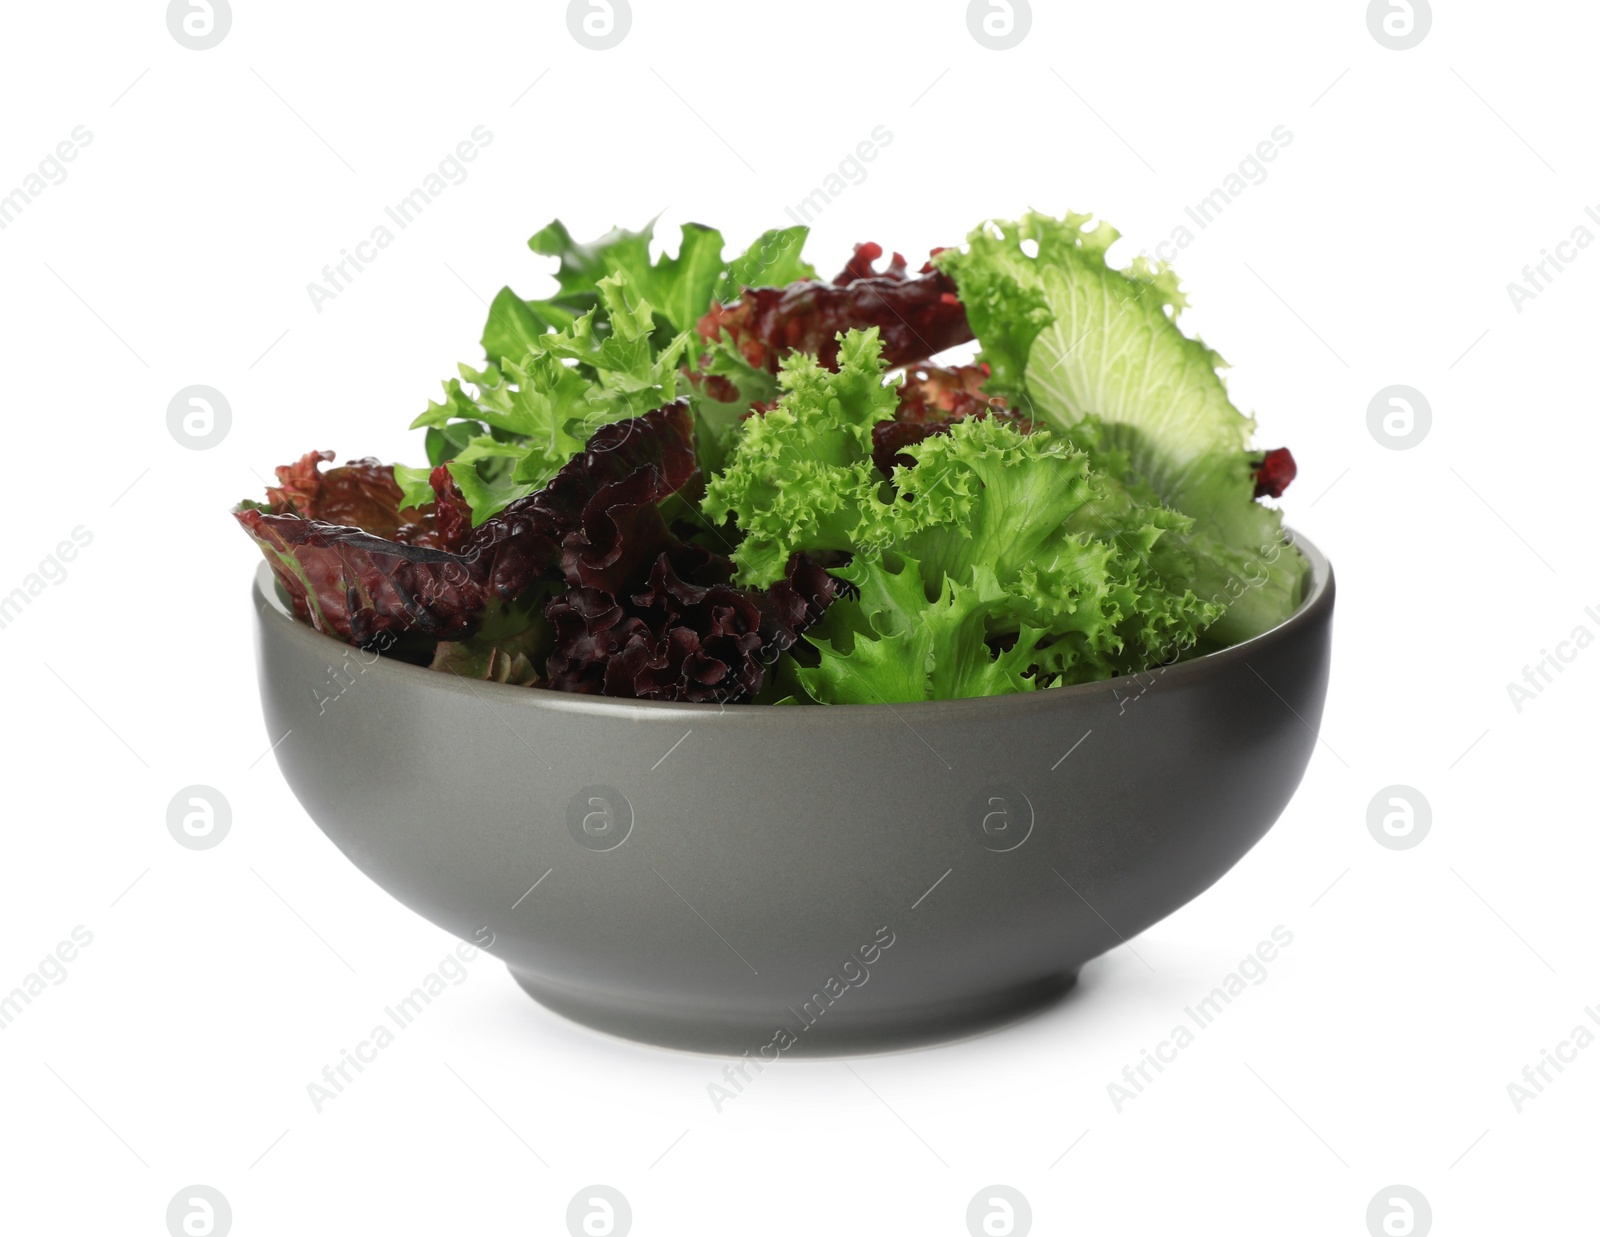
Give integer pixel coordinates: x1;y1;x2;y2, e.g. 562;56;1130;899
507;967;1078;1057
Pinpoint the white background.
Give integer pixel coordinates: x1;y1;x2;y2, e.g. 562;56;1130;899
2;1;1594;1233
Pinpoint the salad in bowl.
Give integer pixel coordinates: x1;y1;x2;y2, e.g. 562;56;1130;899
236;210;1304;706
242;209;1331;1051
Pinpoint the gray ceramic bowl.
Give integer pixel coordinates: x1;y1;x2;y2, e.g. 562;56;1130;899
252;535;1333;1056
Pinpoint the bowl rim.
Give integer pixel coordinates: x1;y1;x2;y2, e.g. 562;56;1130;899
253;530;1332;722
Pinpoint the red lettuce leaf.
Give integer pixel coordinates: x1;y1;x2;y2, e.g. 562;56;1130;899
238;403;834;702
535;401;834;703
236;405;698;644
546;403;701;595
263;451;435;539
697;242;972;373
870;364;1031;478
235;508;495;644
1251;447;1297;499
237;450;495;643
546;549;835;703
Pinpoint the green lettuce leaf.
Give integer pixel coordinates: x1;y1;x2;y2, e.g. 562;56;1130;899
709;327;1221;702
393;463;436;513
701;328;906;586
687;337;781;477
714;226;816;300
439;221;821;522
427;592;552;685
798;555;1044;704
935;211;1306;643
411;271;694;523
896;415;1217;684
484;220;817;366
480;287;575;373
445;437;541;519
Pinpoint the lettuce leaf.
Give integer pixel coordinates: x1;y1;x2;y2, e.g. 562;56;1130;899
243;211;1312;706
708;328;1220;701
233;452;537;646
237;403;834;705
685;336;781;477
798;554;1045;704
935;211;1306;642
484;220;817;363
546;549;835;702
701;328;907;587
529;403;837;702
697;243;972;374
429;596;551;686
413;271;694;523
715;226;815;300
897;416;1216;682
